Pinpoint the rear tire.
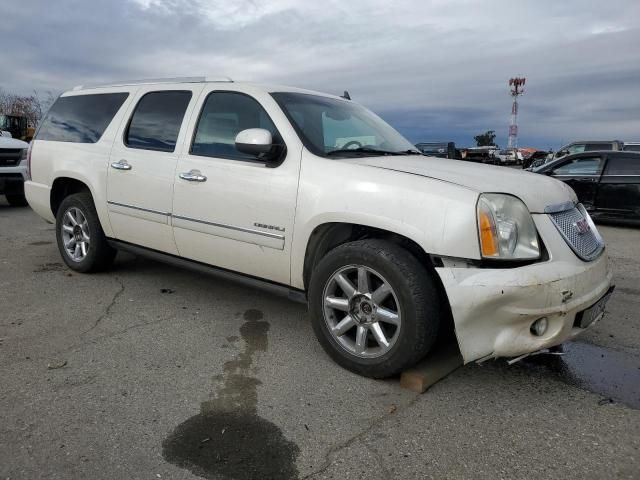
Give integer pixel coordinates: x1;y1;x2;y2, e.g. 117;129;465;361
6;193;28;206
55;192;116;273
308;239;443;378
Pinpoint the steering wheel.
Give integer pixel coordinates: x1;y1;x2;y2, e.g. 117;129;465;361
342;140;363;150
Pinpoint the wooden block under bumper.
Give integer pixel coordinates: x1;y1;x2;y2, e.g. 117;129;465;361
400;345;464;393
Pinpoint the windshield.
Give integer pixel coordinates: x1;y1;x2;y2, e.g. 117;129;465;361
271;92;418;158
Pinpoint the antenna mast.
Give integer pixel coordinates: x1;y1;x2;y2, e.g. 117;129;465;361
507;77;525;149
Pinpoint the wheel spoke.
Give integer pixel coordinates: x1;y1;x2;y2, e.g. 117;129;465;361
355;326;368;353
65;211;78;226
325;296;349;312
357;267;371;293
73;244;81;259
64;238;76;250
371;282;391;304
62;225;74;234
370;322;390;348
335;273;356;298
375;307;400;326
82;231;90;242
332;315;356;336
80;242;87;256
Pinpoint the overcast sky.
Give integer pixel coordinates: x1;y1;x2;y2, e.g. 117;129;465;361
2;0;639;148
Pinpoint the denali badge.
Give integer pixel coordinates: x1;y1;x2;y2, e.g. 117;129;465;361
254;222;285;232
573;218;590;235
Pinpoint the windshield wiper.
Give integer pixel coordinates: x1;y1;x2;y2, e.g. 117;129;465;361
395;149;423;155
326;147;406;157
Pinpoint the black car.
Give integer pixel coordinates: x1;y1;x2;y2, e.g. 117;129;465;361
415;142;457;159
533;151;640;222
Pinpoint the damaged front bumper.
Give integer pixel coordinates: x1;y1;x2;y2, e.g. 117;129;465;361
435;214;614;364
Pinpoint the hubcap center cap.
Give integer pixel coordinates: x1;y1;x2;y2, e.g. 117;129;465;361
350;295;375;325
73;225;83;241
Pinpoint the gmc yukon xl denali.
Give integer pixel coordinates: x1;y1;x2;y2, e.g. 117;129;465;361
25;77;614;378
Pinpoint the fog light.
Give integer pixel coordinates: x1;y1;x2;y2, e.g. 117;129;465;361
530;317;548;336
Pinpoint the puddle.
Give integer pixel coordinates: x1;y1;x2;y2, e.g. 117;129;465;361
517;341;640;409
163;309;300;479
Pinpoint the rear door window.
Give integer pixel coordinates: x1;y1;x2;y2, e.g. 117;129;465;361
552;156;603;175
604;155;640;175
125;91;192;152
36;93;129;143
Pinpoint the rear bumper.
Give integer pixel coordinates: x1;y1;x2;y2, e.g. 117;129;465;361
436;215;613;363
24;180;55;223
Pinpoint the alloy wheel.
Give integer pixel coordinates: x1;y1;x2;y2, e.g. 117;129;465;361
61;207;91;262
322;265;401;358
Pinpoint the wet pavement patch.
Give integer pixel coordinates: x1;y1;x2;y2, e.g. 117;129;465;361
162;412;299;480
518;341;640;409
28;241;52;246
163;308;300;479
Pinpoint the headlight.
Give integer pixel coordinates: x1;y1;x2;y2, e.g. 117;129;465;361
19;148;27;162
477;193;540;260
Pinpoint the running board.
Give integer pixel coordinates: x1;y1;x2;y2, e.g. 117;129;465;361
107;239;307;304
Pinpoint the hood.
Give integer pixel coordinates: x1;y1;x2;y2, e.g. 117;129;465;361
0;136;29;149
345;155;576;213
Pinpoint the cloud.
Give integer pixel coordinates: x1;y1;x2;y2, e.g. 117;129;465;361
1;0;639;147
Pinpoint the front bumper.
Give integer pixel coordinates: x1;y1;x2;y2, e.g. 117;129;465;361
436;214;614;363
0;163;27;195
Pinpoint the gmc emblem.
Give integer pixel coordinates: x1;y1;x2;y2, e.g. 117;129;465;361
573;218;591;235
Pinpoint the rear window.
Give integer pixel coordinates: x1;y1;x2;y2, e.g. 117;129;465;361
605;155;640;175
37;93;129;143
125;91;192;152
623;144;640;152
584;143;613;151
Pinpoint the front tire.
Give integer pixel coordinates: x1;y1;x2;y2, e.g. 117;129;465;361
55;192;116;273
308;239;443;378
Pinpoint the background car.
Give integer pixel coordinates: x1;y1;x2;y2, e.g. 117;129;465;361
0;135;29;206
533;151;640;222
415;141;458;159
552;140;623;161
623;142;640;152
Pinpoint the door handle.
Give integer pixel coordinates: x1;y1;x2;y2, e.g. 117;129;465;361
179;169;207;182
111;160;132;171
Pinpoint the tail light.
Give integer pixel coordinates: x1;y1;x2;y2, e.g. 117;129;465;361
25;142;33;181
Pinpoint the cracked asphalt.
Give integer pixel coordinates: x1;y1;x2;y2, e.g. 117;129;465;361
1;199;639;480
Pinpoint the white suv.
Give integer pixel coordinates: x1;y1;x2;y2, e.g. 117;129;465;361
0;135;29;206
25;77;613;377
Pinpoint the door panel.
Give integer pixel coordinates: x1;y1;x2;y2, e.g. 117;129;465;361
595;154;640;219
172;89;302;285
107;86;202;254
550;155;603;209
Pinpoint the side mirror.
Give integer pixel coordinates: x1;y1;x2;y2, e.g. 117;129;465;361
235;128;274;157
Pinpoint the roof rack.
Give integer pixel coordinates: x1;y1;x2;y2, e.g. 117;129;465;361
72;76;233;91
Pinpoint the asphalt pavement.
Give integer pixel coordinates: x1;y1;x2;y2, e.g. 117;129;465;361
1;198;639;480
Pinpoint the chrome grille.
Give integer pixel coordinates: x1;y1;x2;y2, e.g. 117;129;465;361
548;204;604;261
0;148;23;167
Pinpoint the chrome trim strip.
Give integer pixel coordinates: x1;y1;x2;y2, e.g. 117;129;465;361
544;201;575;214
172;214;285;240
107;200;170;217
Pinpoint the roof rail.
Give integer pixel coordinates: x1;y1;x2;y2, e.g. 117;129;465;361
72;76;233;91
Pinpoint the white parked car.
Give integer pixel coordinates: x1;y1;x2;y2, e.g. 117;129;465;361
0;135;29;205
25;77;613;377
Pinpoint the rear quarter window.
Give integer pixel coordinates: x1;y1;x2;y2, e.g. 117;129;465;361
36;93;129;143
605;155;640;175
